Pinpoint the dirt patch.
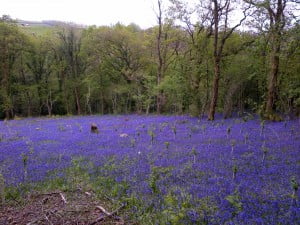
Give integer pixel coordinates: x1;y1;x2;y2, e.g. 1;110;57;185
0;190;126;225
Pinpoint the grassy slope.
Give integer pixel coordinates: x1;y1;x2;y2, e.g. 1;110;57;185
19;25;58;36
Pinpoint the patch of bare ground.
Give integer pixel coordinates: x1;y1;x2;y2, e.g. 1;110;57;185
0;189;128;225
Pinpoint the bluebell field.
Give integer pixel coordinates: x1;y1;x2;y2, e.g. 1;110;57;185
0;115;299;224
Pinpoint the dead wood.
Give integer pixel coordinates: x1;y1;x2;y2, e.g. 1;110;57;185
91;123;99;134
90;203;125;225
1;189;127;225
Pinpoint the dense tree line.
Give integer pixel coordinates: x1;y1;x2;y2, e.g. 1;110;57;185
0;0;299;120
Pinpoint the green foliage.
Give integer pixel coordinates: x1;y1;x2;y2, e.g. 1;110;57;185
161;191;188;224
164;141;170;149
149;166;173;194
0;11;299;118
232;164;238;180
66;157;92;190
130;138;136;147
227;126;231;138
148;129;156;145
225;190;243;217
21;153;28;181
171;125;177;138
291;177;299;193
230;139;236;154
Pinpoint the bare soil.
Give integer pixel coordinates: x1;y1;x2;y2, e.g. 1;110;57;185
0;189;126;225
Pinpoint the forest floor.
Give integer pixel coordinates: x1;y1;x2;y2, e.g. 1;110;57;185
0;189;128;225
1;115;299;224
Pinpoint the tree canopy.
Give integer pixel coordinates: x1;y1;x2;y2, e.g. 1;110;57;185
0;0;299;120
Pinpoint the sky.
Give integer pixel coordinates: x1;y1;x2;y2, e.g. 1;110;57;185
0;0;159;28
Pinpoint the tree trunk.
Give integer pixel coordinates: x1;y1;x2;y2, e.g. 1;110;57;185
208;0;220;121
201;58;210;117
74;87;81;115
2;46;11;120
156;0;163;114
100;90;104;114
208;58;221;120
46;90;53;116
207;0;246;120
86;84;92;115
266;35;280;115
61;71;70;115
46;101;52;116
26;91;32;117
36;86;43;115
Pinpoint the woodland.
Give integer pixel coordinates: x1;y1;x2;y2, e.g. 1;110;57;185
0;0;299;120
1;1;300;224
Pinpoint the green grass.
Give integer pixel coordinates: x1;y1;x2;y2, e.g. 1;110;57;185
2;156;214;224
19;25;58;36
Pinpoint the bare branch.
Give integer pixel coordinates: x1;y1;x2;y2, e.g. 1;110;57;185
90;203;125;225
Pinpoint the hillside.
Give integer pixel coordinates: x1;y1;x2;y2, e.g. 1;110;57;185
17;19;86;36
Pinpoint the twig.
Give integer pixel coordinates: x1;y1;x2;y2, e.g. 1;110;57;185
76;187;93;196
49;209;63;218
26;216;43;225
22;211;36;217
59;192;67;204
90;203;125;225
114;216;125;225
34;191;62;197
31;191;65;204
95;205;111;215
65;209;90;213
42;197;49;204
36;191;67;204
44;214;54;225
85;191;92;197
103;194;117;203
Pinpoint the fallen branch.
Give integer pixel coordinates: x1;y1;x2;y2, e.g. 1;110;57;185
59;192;67;204
114;216;125;225
42;197;49;204
65;209;90;213
34;191;67;204
85;191;92;196
95;205;111;215
44;214;53;225
26;216;44;225
90;203;125;225
48;209;63;219
33;191;62;197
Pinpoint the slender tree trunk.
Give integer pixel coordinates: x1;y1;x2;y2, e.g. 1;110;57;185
246;0;285;119
37;86;43;115
208;0;220;121
200;54;211;118
74;87;81;115
156;0;163;114
207;0;246;120
146;103;150;115
20;56;33;117
46;104;52;116
64;89;70;115
46;90;53;116
208;58;221;120
61;71;70;115
86;84;92;115
2;46;11;119
100;90;104;114
26;92;32;117
46;100;52;116
266;34;280;115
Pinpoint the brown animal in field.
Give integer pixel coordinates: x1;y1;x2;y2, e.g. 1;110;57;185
91;123;99;134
